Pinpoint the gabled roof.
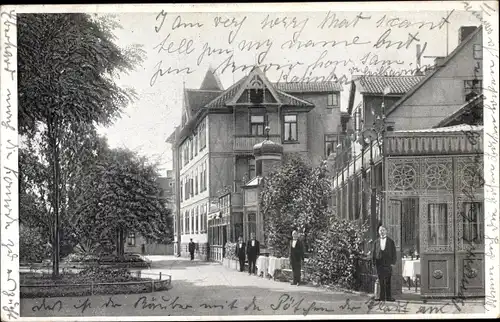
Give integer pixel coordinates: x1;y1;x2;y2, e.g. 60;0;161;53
206;77;246;109
200;67;224;91
273;81;343;93
184;89;222;116
356;76;424;95
386;26;482;116
206;67;314;109
228;67;282;106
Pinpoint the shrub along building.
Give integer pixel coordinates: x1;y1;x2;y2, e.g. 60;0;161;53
167;67;343;260
332;26;484;298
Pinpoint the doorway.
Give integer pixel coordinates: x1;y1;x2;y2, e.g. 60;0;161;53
387;197;420;296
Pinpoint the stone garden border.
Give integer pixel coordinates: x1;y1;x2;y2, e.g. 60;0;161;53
20;272;172;298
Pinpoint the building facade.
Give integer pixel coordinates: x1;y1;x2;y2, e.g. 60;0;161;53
333;26;484;298
168;67;344;260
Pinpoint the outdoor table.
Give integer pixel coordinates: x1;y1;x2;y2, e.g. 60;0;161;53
256;256;269;277
268;257;290;278
402;258;421;291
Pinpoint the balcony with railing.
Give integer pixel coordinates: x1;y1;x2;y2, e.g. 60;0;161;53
233;134;281;152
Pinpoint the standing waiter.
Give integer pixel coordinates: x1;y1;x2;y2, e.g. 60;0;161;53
372;225;397;301
289;230;304;286
246;232;260;275
235;236;246;272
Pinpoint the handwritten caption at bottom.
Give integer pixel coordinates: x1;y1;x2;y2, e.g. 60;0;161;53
28;293;472;316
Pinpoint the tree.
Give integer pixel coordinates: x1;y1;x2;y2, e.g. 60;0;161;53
72;147;173;258
18;13;145;276
260;155;333;257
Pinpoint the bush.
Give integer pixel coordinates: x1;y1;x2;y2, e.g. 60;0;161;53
224;242;238;260
305;218;368;290
20;225;50;263
79;267;135;282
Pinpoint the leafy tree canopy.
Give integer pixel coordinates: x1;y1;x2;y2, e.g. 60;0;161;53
72;146;173;250
18;13;146;136
260;155;333;257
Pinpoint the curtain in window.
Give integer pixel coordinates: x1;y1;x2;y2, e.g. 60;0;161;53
463;202;482;243
428;204;448;246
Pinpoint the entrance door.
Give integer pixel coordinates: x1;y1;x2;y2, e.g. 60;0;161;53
419;196;455;297
387;198;403;295
455;196;485;297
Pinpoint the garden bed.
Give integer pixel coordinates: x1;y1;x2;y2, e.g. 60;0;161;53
20;267;170;298
62;253;152;268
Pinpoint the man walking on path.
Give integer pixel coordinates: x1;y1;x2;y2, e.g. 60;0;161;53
372;225;397;302
235;236;246;272
289;230;304;286
246;232;260;275
188;239;195;261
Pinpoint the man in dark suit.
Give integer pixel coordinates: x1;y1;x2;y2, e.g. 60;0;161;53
289;230;305;286
188;239;195;261
246;232;260;275
372;225;397;302
235;236;246;272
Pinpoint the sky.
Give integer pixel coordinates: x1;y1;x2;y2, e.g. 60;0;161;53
96;7;480;174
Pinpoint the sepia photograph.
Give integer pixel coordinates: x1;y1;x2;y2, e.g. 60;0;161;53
0;1;498;320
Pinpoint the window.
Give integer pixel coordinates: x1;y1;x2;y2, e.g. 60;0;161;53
127;232;136;246
194;134;198;157
283;114;298;142
428;203;448;246
473;44;482;60
191;209;195;234
248;158;256;179
464;79;482;101
246;213;257;241
199;119;207;150
249;89;264;104
180;179;183;201
189;139;193;160
248;76;265;104
190;178;194;198
183;145;189;166
327;93;339;107
325;134;338;157
201;162;207;192
185;177;189;200
195;207;199;234
195;170;199;195
250;115;265;136
462;202;483;244
200;205;204;233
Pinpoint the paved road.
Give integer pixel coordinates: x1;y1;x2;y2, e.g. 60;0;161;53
20;256;486;317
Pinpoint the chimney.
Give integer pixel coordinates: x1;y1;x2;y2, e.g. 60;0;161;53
458;26;477;44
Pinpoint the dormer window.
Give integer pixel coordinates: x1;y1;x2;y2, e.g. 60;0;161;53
327;93;339;108
248;75;265;104
249;89;264;104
